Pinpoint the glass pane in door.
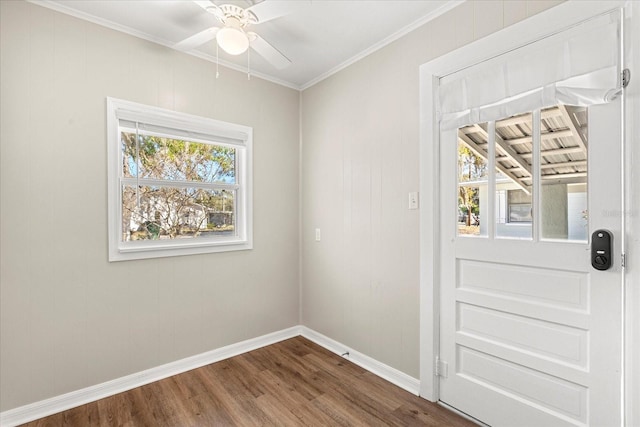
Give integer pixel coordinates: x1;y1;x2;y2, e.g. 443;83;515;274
495;113;533;239
540;105;588;242
458;124;488;237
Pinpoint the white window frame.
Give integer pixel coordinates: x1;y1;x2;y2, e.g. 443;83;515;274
107;97;252;261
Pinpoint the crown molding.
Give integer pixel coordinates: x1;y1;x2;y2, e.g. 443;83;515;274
26;0;301;90
29;0;464;92
299;0;465;91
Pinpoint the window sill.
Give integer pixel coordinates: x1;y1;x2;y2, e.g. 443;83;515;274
109;238;252;262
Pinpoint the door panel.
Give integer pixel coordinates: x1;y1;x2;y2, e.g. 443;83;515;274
439;100;622;426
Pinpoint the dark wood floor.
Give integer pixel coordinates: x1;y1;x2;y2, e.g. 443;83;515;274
22;336;475;426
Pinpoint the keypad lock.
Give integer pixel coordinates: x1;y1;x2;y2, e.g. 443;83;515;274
591;230;612;271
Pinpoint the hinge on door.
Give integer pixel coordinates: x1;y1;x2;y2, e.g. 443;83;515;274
622;69;631;88
435;357;449;378
622;253;627;269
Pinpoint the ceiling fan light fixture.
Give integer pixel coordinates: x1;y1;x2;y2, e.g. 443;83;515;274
217;26;249;55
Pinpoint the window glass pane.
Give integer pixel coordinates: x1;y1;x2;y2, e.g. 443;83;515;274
495;113;533;239
121;185;235;242
458;124;488;237
121;132;236;184
540;105;588;241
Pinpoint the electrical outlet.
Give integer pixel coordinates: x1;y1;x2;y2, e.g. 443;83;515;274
315;228;321;241
408;192;419;210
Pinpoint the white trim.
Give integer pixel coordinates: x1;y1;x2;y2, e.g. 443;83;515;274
437;401;487;426
298;90;304;325
418;69;441;401
26;0;300;91
106;97;253;262
299;0;464;91
623;2;640;426
0;326;302;427
0;325;423;426
27;0;175;49
299;326;421;396
419;0;628;404
29;0;463;92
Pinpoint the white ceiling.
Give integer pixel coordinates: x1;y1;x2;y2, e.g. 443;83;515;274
33;0;461;89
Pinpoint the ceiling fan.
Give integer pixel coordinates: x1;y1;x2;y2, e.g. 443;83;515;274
174;0;298;69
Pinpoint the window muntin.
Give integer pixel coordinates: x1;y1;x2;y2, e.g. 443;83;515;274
455;104;588;243
107;98;252;261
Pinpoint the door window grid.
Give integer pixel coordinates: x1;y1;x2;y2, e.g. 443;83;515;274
457;105;588;242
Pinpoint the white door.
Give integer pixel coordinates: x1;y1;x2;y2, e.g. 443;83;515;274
438;98;623;426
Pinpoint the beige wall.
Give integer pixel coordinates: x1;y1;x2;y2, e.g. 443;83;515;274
0;1;300;411
1;0;584;415
300;0;563;379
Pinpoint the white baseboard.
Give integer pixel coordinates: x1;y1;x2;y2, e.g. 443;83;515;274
0;326;302;427
1;325;420;426
299;326;421;396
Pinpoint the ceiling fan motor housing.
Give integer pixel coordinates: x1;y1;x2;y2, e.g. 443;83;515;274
211;4;258;28
179;0;293;68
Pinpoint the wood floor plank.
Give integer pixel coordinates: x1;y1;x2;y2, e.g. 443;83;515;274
310;393;374;427
20;337;476;426
315;370;401;420
95;388;133;427
254;393;299;425
193;365;258;426
256;369;312;410
291;397;356;427
213;358;265;400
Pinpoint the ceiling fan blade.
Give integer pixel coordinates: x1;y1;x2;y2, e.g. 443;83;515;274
249;33;291;69
192;0;217;13
174;27;220;51
245;0;304;24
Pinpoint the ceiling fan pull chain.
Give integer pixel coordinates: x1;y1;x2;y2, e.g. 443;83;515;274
247;47;251;81
216;42;220;79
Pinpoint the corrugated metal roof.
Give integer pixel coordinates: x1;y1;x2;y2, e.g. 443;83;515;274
458;105;588;191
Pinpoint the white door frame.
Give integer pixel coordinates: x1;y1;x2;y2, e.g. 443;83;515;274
418;0;639;424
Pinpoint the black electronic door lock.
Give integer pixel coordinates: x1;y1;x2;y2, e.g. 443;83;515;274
591;230;612;271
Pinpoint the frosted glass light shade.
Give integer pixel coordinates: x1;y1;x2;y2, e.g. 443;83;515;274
217;27;249;55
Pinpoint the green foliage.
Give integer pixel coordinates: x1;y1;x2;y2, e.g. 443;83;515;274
120;132;236;241
457;138;487;225
458;143;487;182
122;133;235;183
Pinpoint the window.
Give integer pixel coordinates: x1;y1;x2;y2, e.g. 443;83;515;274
455;104;588;242
107;98;252;261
